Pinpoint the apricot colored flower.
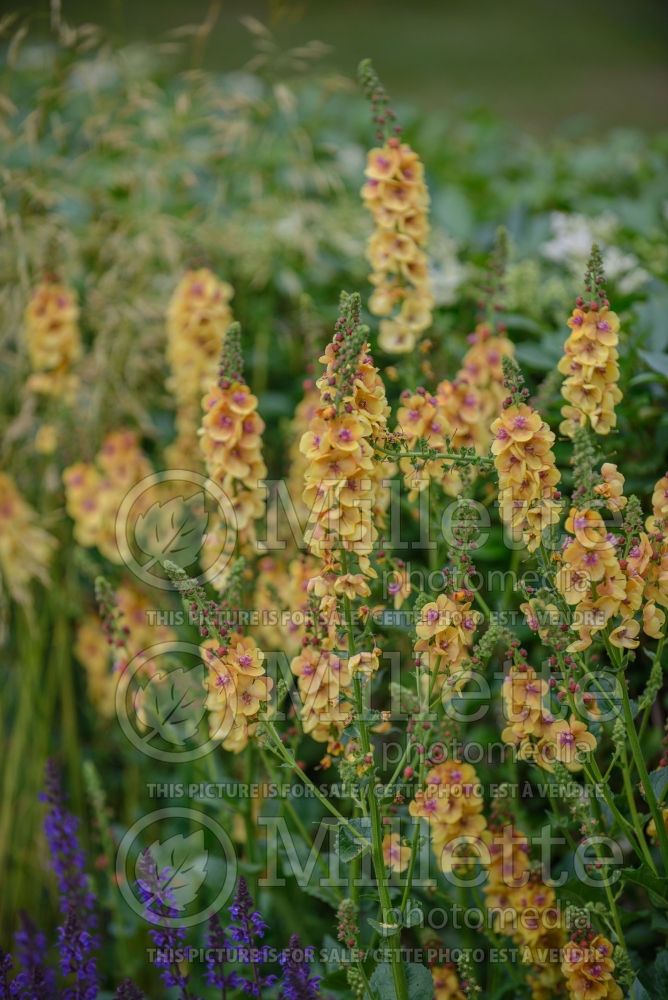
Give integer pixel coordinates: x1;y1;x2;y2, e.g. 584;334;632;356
24;280;81;400
382;833;411;873
362;139;434;354
0;472;57;607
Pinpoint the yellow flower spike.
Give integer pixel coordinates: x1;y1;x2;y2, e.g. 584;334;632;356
24;279;82;401
559;246;623;438
0;473;57;607
165;268;235;469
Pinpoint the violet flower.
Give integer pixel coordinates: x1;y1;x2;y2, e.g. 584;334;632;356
0;951;13;1000
135;850;197;1000
41;760;98;1000
228;878;276;997
279;935;321;1000
114;981;146;999
204;913;233;997
12;913;57;999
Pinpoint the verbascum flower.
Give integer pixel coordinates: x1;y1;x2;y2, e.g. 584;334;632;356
409;760;487;874
0;473;57;606
432;964;466;1000
491;362;562;552
381;833;411;873
301;293;390;576
561;933;623;1000
646;807;668;844
359;60;433;354
24;279;82;400
457;321;515;447
202;631;273;754
165;268;235;469
290;604;353;749
644;472;668;616
484;823;566;994
396;387;463;499
286;380;320;526
414;589;481;693
559;246;623;437
199;323;267;587
63;430;153;562
553;501;650;652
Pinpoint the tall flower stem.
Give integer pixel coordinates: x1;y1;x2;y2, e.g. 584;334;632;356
340;562;408;1000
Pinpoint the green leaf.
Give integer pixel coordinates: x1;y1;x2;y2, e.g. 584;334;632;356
335;818;371;863
367;916;402;937
638;949;668;999
649;766;668;803
369;962;433;1000
639;350;668;380
622;867;668;906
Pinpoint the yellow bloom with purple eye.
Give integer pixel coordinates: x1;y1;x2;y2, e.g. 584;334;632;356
432;964;466;1000
361;135;433;354
609;618;640;649
643;601;666;639
538;716;596;773
333;574;371;600
594;463;627;512
381;833;411;873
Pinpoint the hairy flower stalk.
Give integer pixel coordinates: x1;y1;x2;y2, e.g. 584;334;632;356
559;245;623;437
166;267;235;469
24;278;82;400
0;472;57;607
199;322;267;589
359;60;434;354
491;358;562;552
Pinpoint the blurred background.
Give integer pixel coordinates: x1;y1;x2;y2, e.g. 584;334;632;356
13;0;668;133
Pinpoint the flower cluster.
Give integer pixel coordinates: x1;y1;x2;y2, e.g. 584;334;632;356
414;589;481;694
301;292;390;576
561;931;623;1000
203;629;273;753
409;760;487;874
41;760;98;1000
432;964;466;1000
24;279;82;400
165;267;235;469
500;652;596;772
491;361;562;552
484;823;566;997
457;320;515;449
290;593;352;748
0;472;57;606
287;380;320;526
359;60;433;355
63;430;153;562
199;322;267;585
559;247;623;437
